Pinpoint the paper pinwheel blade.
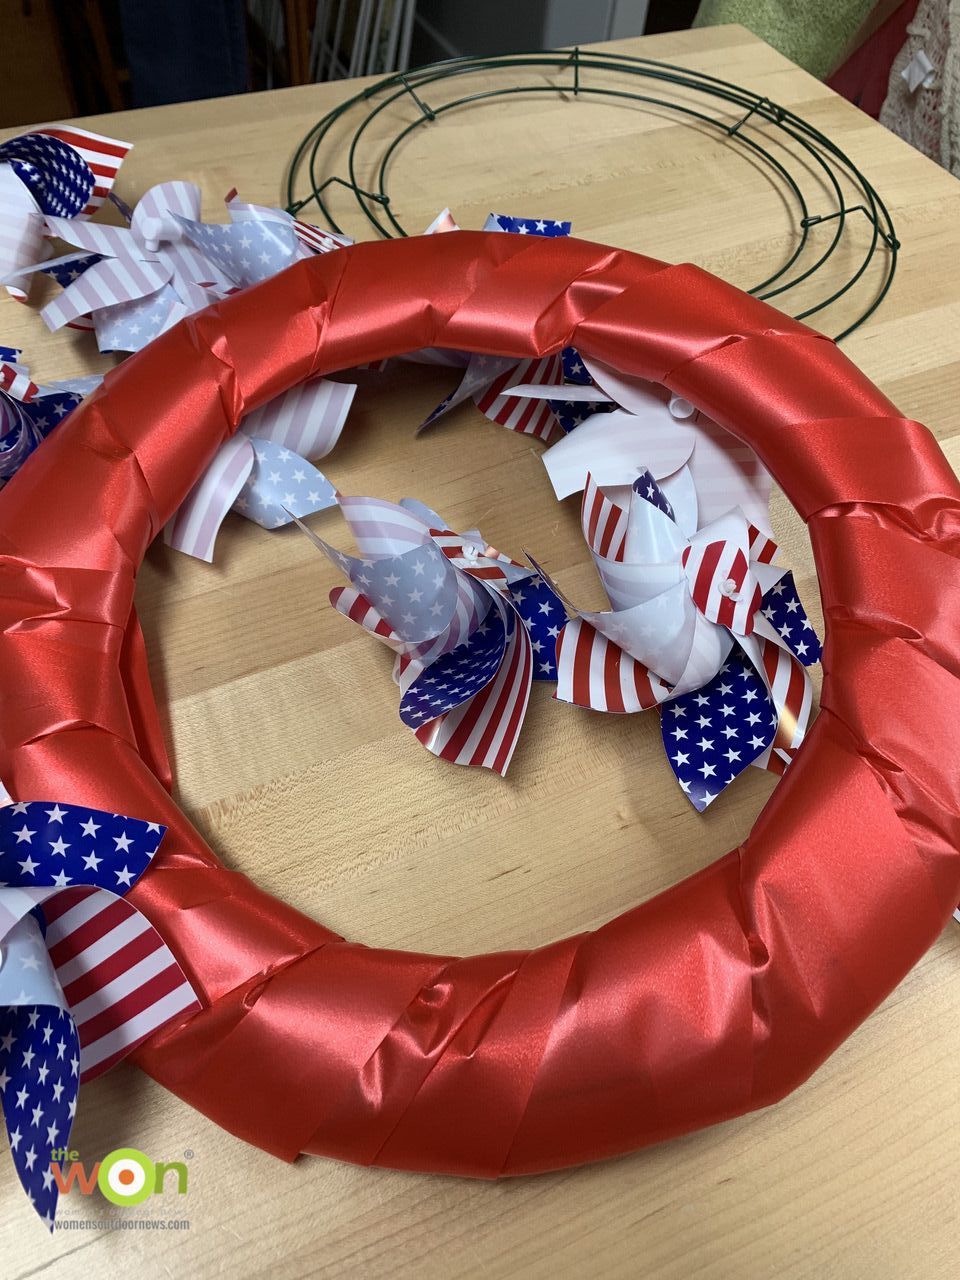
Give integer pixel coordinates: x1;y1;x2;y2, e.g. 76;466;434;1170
660;650;777;811
758;570;822;666
555;616;672;713
400;606;507;725
507;575;566;681
483;213;572;236
164;378;353;562
413;601;533;775
0;1002;79;1231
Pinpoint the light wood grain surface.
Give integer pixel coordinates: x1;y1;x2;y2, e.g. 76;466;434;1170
2;23;960;1280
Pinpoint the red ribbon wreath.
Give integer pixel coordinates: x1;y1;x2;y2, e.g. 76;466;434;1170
0;231;957;1175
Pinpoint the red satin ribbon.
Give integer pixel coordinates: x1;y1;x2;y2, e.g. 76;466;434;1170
0;231;958;1175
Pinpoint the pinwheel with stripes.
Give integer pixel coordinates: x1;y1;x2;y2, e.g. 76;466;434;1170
0;125;130;304
293;494;563;775
416;211;581;442
35;181;236;352
548;466;820;809
35;184;347;355
163;374;355;562
0;348;101;485
0;800;199;1228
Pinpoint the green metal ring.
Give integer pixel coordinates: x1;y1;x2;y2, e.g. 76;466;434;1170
285;49;898;341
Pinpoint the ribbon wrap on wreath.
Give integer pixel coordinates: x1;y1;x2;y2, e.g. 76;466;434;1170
0;231;958;1175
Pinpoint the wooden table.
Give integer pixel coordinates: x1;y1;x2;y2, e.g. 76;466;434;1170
3;23;960;1279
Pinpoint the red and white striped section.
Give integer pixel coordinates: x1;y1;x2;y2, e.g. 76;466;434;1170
133;180;226;295
135;180;200;227
0;363;38;402
682;539;761;635
39;126;132;215
41;216;129;258
581;472;628;561
415;608;532;774
293;220;352;254
338;494;432;556
750;636;812;776
163;435;253;562
474;354;563;440
242;378;355;459
556;618;670;713
330;584;407;651
686;416;773;530
430;530;510;586
748;525;778;564
0;185;46;301
40;249;169;331
42;885;199;1081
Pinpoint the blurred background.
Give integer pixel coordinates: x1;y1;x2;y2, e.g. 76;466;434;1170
1;1;952;173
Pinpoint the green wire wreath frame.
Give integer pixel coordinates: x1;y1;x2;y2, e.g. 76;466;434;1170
284;48;899;341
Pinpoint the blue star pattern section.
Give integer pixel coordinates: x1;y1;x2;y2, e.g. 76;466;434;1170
508;574;564;680
0;346;22;363
659;651;777;812
0;1003;79;1231
561;347;591;385
0;802;169;1228
547;395;615;435
176;215;301;288
329;540;459;645
0;133;93;216
94;283;184;354
18;389;83;440
550;347;616;434
484;214;572;236
759;571;821;666
0;389;85;485
236;438;337;528
400;605;507;725
0;802;164;892
39;253;102;289
633;467;676;520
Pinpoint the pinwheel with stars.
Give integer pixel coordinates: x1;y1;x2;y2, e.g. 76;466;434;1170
0;349;101;485
37;180;235;351
417;211;598;442
549;466;821;809
0;124;130;303
294;494;563;774
0;801;199;1228
162;374;354;563
35;184;345;354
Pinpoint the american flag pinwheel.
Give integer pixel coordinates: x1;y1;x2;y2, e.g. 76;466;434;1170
18;179;355;560
549;467;821;809
294;494;564;774
162;375;354;562
0;800;200;1228
417;212;579;441
513;356;774;532
38;180;234;351
36;184;349;354
175;188;351;284
0;125;130;303
0;350;101;486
